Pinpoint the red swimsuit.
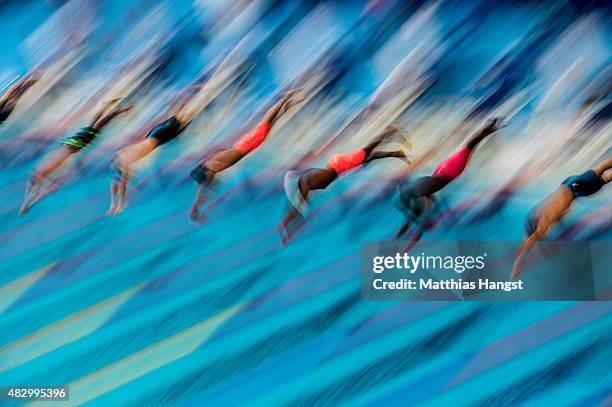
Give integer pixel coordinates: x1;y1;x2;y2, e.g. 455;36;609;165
327;148;367;175
432;147;472;181
233;121;272;154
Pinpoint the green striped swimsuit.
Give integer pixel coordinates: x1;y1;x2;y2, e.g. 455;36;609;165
62;127;99;150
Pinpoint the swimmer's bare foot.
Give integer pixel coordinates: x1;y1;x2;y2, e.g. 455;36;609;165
19;203;30;216
280;226;292;247
289;94;307;105
384;123;403;134
194;213;208;225
112;204;124;217
280;89;305;111
485;117;506;133
277;223;289;246
393;222;410;240
404;239;418;253
189;207;207;225
106;205;116;217
115;103;134;116
280;218;304;247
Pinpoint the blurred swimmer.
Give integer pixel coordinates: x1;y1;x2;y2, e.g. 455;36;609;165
511;158;612;279
0;72;40;125
108;83;212;216
280;125;411;245
20;99;133;215
395;118;503;251
450;90;610;227
189;89;305;223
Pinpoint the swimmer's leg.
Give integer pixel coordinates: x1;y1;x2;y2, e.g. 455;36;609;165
278;168;336;244
264;89;304;127
116;139;159;167
394;199;418;239
512;192;573;278
394;221;413;240
362;125;403;155
279;206;302;246
20;146;77;214
593;158;612;182
26;176;65;210
428;194;449;227
107;159;123;216
365;150;409;164
297;168;337;200
465;118;503;149
511;219;551;279
404;226;423;253
394;182;422;239
21;174;44;215
190;183;212;223
115;168;129;216
108;180;118;216
21;175;59;215
109;139;159;216
107;158;130;216
189;149;244;222
400;196;433;250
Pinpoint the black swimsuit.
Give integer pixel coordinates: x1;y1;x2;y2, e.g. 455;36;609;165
561;170;604;198
397;177;446;219
145;116;183;145
523;170;604;235
0;100;12;124
399;176;448;202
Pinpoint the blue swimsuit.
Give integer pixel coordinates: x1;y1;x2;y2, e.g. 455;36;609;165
561;170;604;198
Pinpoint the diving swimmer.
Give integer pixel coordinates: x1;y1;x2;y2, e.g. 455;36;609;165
511;158;611;279
395;118;504;251
279;124;411;245
20;98;133;215
189;89;306;222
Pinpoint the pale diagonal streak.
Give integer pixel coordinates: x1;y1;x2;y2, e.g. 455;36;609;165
0;284;144;373
0;263;55;313
41;304;243;406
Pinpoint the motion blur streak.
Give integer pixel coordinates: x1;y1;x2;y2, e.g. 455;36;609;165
0;0;610;406
0;263;54;313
